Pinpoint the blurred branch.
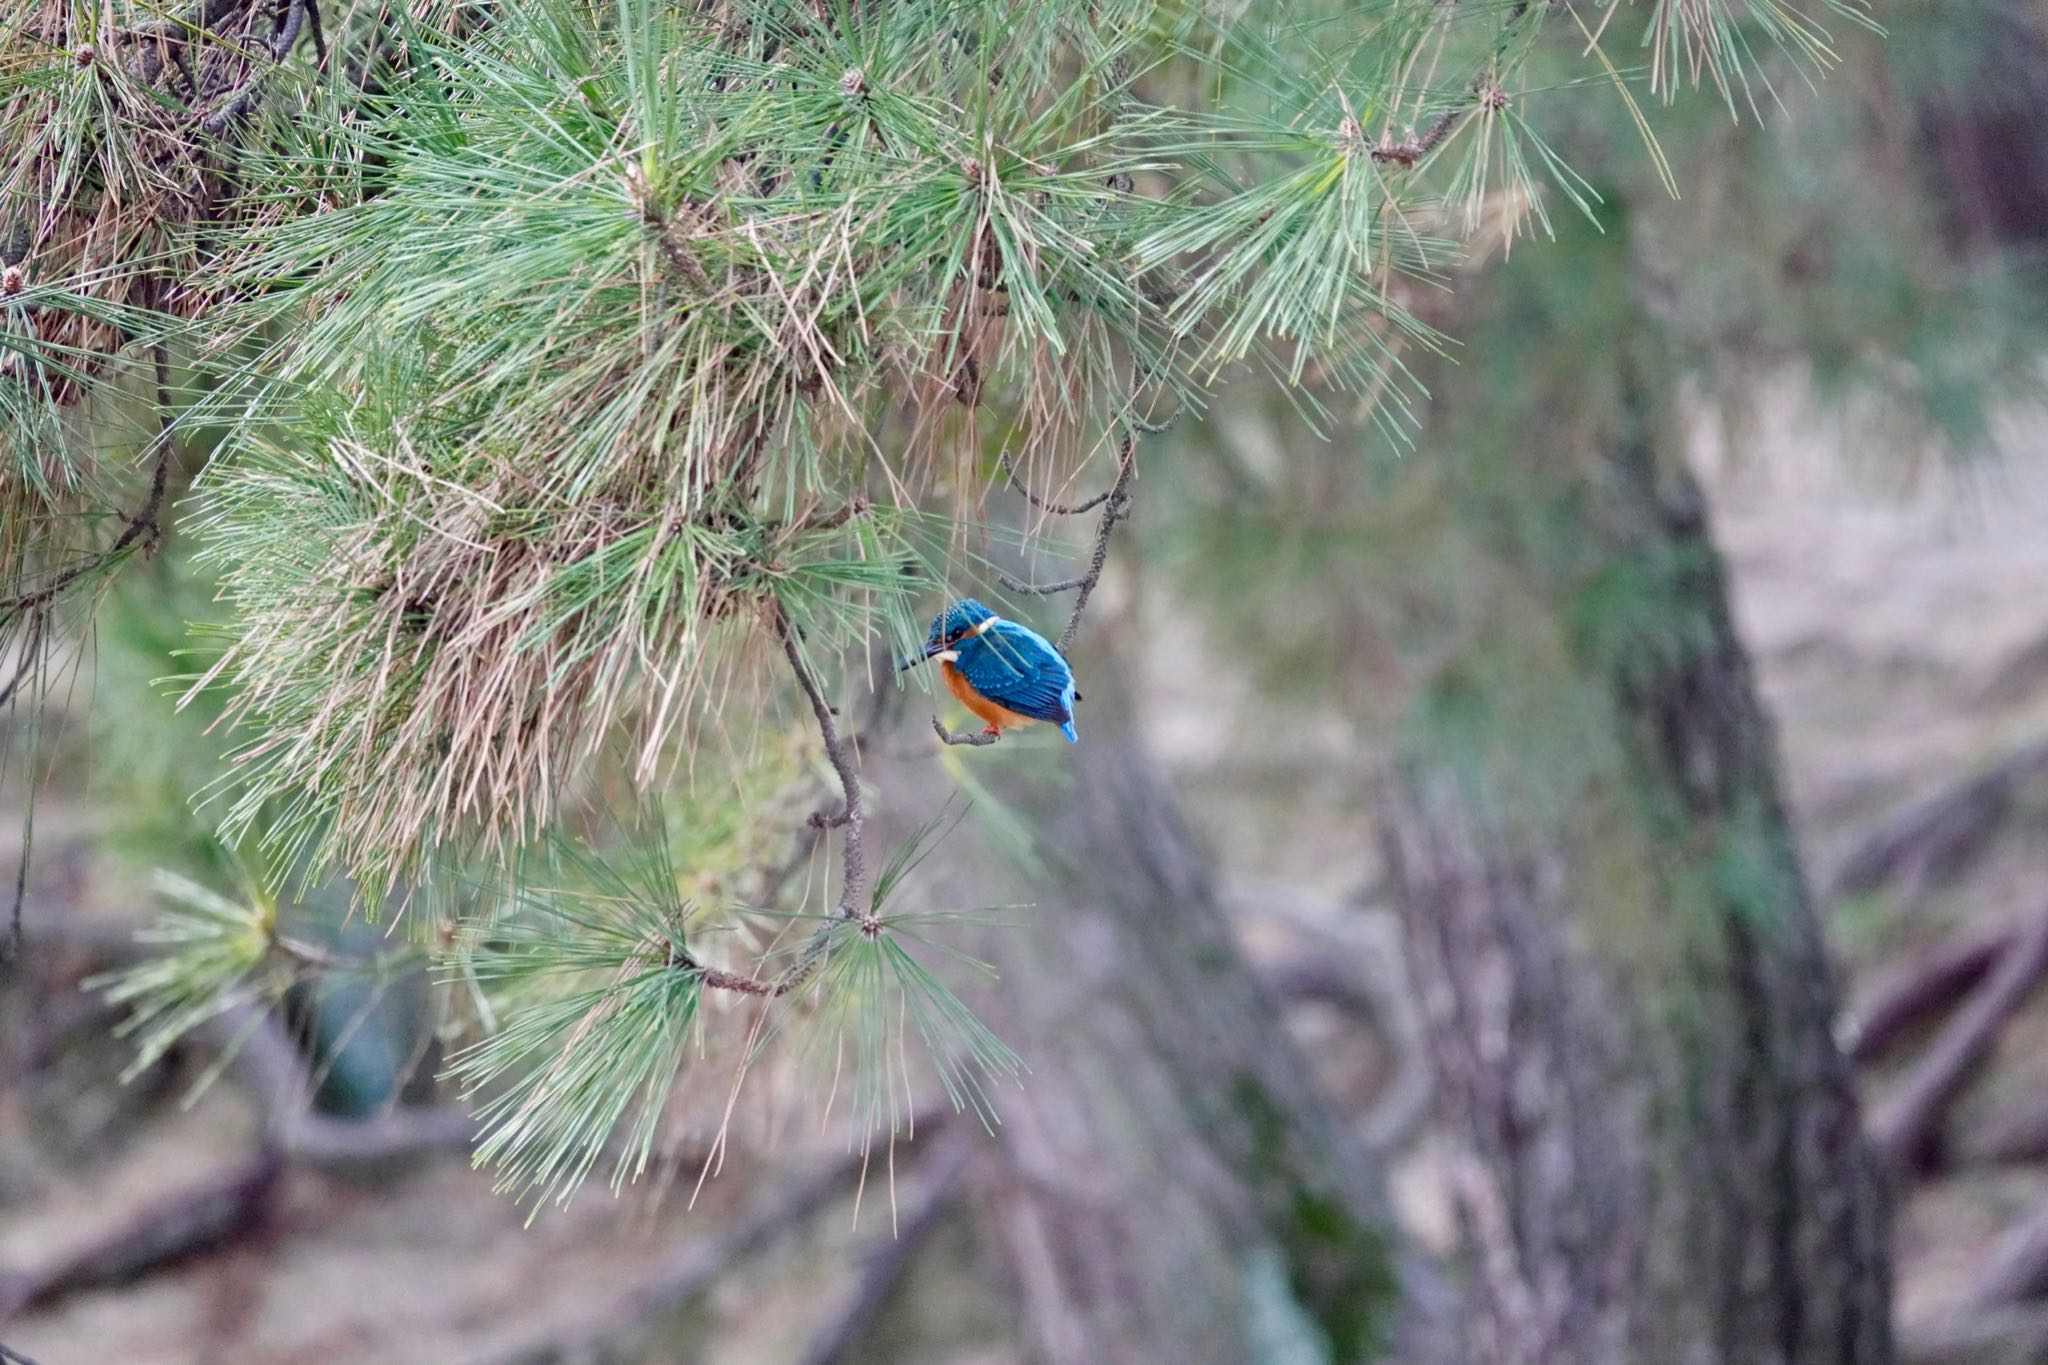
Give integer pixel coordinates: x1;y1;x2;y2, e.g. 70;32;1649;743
495;1137;931;1359
219;1007;473;1167
1868;913;2048;1172
1841;917;2017;1063
1258;945;1434;1152
1953;1088;2048;1170
0;1149;282;1319
792;1132;972;1365
1227;878;1435;1153
198;0;317;135
773;603;865;917
1826;734;2048;901
1959;1198;2048;1312
1904;1304;2048;1365
932;714;999;747
0;1019;473;1318
997;448;1115;516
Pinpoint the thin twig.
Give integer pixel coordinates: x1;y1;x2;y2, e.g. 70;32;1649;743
772;603;864;915
932;714;999;747
997;448;1113;515
1055;421;1137;656
995;570;1088;596
198;0;316;135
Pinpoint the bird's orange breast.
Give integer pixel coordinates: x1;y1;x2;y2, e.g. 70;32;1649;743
941;660;1036;731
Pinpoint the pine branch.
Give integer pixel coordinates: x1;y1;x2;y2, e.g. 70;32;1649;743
772;601;866;919
1055;419;1139;657
932;714;1000;747
1;346;176;618
996;448;1115;516
993;409;1144;654
198;0;318;135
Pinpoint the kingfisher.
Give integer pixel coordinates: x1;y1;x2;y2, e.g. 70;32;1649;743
899;599;1079;742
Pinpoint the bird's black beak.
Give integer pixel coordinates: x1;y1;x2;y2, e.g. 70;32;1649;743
898;641;942;672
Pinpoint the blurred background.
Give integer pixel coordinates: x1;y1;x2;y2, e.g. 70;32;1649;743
7;1;2048;1362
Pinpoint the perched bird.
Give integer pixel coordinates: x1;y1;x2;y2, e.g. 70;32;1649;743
899;599;1079;742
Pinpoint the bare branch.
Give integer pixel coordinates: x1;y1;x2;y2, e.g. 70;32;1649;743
772;604;863;906
995;569;1088;596
932;715;999;747
1825;734;2048;901
1841;917;2017;1063
1868;913;2048;1172
198;0;318;135
1056;421;1137;655
997;448;1113;515
0;1151;282;1318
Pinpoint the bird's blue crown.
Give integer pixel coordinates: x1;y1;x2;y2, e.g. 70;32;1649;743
926;598;997;646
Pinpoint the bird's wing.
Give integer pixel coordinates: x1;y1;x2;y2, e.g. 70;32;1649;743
959;623;1074;724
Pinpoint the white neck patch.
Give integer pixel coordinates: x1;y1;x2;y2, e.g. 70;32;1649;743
973;614;1003;635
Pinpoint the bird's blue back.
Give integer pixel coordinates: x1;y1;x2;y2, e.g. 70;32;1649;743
956;619;1078;742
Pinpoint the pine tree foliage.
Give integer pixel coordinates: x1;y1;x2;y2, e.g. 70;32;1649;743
2;0;1873;1207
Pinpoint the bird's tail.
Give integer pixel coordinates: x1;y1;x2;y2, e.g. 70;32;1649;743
1060;720;1078;743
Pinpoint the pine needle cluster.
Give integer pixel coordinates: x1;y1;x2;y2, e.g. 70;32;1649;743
4;0;1872;1208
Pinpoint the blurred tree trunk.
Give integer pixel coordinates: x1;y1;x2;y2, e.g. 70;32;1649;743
880;674;1455;1365
1369;212;1893;1365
